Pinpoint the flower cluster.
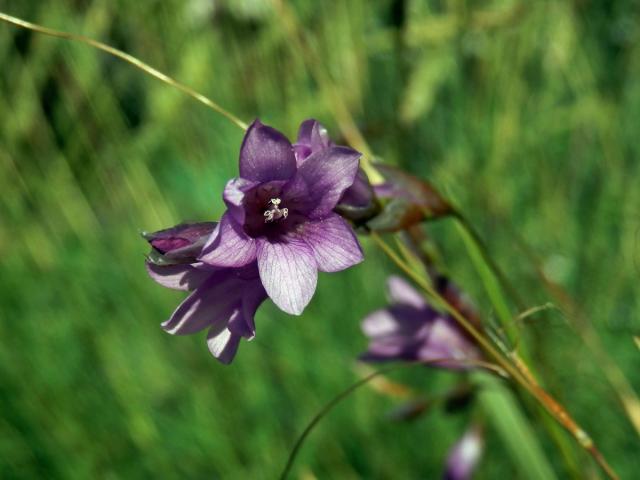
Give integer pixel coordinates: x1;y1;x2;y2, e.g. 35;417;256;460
145;119;366;363
144;117;487;475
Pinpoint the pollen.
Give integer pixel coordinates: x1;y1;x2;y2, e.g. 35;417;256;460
264;197;288;222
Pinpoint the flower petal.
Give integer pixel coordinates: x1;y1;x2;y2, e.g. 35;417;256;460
145;262;212;291
161;272;243;335
144;222;217;265
361;309;402;338
223;177;257;224
257;238;318;315
418;318;480;368
239;119;297;182
362;305;431;339
293;144;312;164
294;119;332;164
227;281;267;339
199;213;257;267
387;276;426;309
338;168;374;208
207;320;242;364
360;324;432;361
302;214;363;272
297;146;361;218
444;426;483;480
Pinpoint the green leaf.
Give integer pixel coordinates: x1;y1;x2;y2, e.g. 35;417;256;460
475;373;558;480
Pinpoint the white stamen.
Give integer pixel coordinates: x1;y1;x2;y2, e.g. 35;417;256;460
264;197;288;223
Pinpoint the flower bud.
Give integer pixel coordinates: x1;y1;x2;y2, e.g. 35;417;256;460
143;222;216;265
335;168;380;223
366;163;452;233
444;426;483;480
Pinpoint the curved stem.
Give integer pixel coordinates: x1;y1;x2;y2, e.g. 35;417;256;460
0;12;248;131
279;358;505;480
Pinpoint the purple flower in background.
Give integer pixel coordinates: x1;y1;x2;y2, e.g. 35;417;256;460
295;119;377;221
444;426;484;480
199;119;364;315
360;276;480;368
145;222;267;364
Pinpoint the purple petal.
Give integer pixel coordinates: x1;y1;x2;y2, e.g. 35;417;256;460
338;168;374;208
387;276;426;309
362;338;413;360
363;304;433;336
223;178;258;224
418;318;480;368
294;119;332;164
257;238;318;315
361;323;432;361
293;144;312;164
199;213;257;267
207;320;242;364
444;426;483;480
301;214;363;272
296;146;361;218
161;272;243;335
239;119;297;182
227;281;267;339
361;309;402;338
240;283;268;339
145;262;213;291
144;222;217;264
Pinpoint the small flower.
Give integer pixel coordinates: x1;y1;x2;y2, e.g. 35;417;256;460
295;119;378;222
360;276;480;368
199;119;364;315
444;426;484;480
145;222;267;364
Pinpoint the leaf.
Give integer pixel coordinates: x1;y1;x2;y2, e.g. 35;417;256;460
475;373;558;480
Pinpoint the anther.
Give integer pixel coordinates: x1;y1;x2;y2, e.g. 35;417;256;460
264;197;288;223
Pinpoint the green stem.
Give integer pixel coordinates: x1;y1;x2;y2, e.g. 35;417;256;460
279;358;505;480
0;12;248;131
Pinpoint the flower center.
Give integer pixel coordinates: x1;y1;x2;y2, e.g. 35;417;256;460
263;198;288;223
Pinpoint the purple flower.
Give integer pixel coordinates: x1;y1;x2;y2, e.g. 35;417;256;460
360;276;480;368
145;222;267;364
199;119;364;315
295;119;377;221
444;426;483;480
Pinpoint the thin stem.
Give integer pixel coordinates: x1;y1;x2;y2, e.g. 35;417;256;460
453;211;527;312
511;226;640;438
0;12;248;131
279;358;505;480
370;232;619;480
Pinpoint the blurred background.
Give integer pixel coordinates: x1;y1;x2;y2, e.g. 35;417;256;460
1;0;639;478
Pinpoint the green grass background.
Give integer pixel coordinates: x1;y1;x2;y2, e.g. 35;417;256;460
1;0;639;478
